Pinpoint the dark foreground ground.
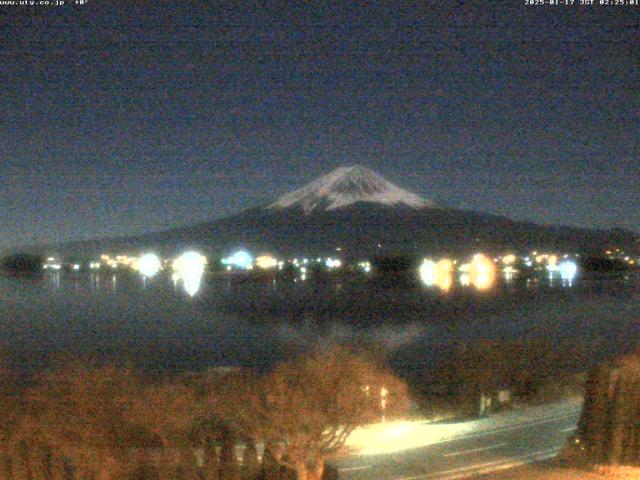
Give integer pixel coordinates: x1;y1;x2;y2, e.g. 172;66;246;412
478;462;640;480
478;462;602;479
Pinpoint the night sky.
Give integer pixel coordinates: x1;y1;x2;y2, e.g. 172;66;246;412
1;1;638;248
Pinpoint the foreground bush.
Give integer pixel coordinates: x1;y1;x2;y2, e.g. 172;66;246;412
0;346;408;480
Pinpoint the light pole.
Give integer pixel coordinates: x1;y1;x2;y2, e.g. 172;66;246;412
380;387;388;423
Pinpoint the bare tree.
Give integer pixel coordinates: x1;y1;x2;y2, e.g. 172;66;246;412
22;362;148;480
127;379;203;480
0;351;18;480
216;346;409;480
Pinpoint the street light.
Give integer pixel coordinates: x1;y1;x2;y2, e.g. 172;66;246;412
380;387;388;423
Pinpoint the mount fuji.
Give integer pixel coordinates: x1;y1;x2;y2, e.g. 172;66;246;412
52;166;637;259
267;165;433;214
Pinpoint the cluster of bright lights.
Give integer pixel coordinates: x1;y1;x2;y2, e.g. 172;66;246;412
43;257;61;270
419;260;437;286
100;253;139;270
605;248;637;265
531;252;558;266
39;248;586;297
222;250;253;270
135;253;161;278
418;254;500;291
116;255;136;266
419;258;453;292
358;261;372;273
172;251;207;276
292;258;310;267
43;263;62;271
255;255;278;269
501;254;517;265
325;258;342;269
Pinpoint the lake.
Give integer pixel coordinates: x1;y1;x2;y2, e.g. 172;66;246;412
0;270;638;378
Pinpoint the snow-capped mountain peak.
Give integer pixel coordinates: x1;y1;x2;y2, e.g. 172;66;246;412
268;165;434;214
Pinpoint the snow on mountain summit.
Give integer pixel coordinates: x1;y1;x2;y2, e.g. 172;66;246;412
268;165;434;214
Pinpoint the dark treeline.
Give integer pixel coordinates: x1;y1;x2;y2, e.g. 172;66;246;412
0;254;43;274
402;339;589;418
576;351;640;467
580;257;634;273
0;346;408;480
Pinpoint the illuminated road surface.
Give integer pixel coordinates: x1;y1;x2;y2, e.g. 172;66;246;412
332;400;581;480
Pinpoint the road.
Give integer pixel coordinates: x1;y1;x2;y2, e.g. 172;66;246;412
331;400;581;480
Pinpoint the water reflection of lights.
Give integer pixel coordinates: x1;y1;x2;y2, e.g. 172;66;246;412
50;271;61;290
559;260;578;286
172;251;207;296
172;270;203;296
502;265;518;282
136;253;161;278
183;273;203;296
470;254;496;290
435;259;453;292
